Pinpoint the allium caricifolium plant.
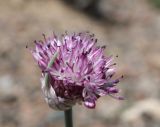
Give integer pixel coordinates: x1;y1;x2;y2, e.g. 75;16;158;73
30;32;123;111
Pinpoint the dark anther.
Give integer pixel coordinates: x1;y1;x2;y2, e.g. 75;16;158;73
82;51;88;56
42;33;47;42
104;82;114;87
34;40;37;43
26;45;28;48
95;39;97;43
61;69;64;73
72;36;76;41
102;45;106;49
47;43;51;48
109;74;113;78
114;79;119;84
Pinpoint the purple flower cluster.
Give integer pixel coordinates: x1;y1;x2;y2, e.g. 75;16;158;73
30;32;123;110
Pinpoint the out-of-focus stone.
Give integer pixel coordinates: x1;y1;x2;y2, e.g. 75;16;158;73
147;53;160;71
96;98;123;119
0;75;14;94
0;94;19;127
121;99;160;127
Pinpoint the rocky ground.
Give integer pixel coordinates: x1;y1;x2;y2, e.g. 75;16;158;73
0;0;160;127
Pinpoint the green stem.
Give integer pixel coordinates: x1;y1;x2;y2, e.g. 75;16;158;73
65;108;73;127
44;52;73;127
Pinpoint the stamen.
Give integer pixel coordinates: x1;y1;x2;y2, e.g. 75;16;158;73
42;33;47;42
95;39;97;43
101;45;106;49
34;40;37;43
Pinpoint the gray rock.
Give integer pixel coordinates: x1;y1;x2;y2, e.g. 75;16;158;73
0;75;14;94
121;99;160;127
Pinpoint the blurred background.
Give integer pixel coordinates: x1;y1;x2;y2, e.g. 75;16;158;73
0;0;160;127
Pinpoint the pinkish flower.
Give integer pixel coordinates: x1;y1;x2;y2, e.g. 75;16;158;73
30;32;123;110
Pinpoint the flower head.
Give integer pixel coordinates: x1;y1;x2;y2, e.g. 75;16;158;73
30;32;123;110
